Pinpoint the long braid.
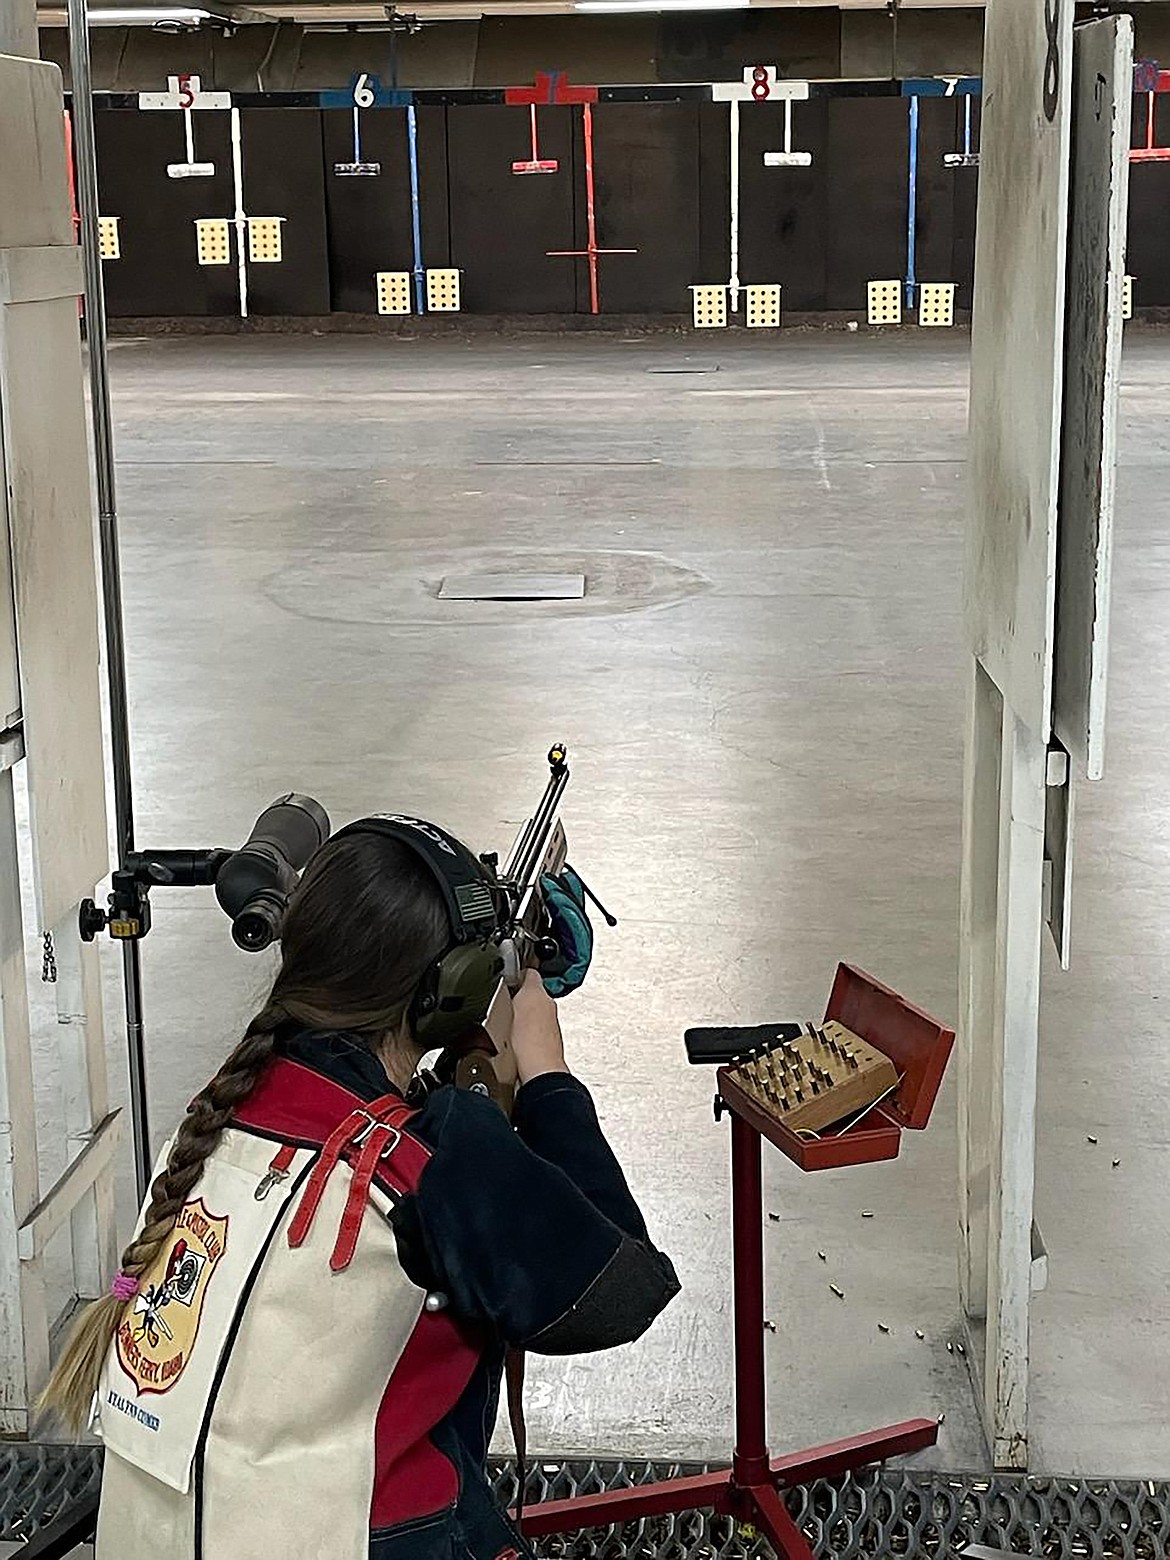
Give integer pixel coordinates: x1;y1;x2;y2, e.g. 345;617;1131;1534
39;999;288;1433
42;827;456;1436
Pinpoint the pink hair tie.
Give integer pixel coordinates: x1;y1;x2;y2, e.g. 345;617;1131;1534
111;1272;139;1302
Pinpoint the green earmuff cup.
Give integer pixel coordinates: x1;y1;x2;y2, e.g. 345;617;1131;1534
411;940;505;1049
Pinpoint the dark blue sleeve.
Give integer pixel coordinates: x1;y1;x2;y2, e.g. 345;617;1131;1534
511;1073;649;1239
409;1082;678;1354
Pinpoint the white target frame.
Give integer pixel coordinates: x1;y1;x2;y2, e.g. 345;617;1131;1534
706;67;808;316
139;73;228;180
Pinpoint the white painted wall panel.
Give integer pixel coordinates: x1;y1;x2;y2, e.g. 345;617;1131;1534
0;56;108;927
964;0;1074;738
1052;17;1134;781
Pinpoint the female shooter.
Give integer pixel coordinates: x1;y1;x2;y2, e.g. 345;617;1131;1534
42;818;679;1560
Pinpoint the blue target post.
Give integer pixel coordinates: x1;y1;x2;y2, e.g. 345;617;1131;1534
407;103;425;314
318;76;424;311
901;77;983;313
906;93;920;312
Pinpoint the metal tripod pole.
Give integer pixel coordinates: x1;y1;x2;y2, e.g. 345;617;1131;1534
66;0;152;1202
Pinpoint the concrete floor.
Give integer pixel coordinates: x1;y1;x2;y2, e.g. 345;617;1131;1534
48;327;1170;1479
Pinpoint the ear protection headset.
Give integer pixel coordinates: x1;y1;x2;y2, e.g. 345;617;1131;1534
328;814;505;1049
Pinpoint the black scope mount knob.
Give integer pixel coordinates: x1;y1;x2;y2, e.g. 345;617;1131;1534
78;899;108;943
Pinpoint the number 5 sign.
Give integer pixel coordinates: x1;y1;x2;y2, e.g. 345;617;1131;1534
139;74;232;110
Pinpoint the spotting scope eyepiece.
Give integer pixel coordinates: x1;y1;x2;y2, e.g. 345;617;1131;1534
214;794;331;951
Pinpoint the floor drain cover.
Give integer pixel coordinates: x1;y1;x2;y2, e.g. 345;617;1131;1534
438;573;586;601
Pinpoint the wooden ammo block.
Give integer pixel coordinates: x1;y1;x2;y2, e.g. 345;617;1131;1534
727;1021;898;1136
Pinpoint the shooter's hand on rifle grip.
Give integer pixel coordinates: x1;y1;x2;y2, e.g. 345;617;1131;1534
511;970;569;1085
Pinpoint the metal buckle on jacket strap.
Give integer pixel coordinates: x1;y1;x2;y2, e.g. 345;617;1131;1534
350;1111;403;1158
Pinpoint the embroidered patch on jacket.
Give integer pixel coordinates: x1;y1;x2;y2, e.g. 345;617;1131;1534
115;1199;228;1396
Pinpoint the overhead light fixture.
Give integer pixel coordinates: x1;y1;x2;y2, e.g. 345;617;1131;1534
575;1;751;11
84;7;218;23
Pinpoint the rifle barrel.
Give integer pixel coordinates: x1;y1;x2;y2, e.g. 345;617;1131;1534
506;760;570;892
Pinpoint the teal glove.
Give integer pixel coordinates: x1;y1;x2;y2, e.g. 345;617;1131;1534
539;866;593;998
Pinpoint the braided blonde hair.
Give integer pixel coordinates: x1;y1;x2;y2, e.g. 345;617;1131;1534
40;1001;285;1431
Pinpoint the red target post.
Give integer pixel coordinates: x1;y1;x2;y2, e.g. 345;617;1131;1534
546;103;637;314
505;73;637;313
1131;64;1170;162
504;71;595;174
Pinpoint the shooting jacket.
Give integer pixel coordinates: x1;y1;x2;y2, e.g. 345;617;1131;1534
94;1033;679;1560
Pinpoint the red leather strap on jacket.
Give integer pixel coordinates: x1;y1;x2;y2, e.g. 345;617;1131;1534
287;1093;410;1252
331;1120;400;1273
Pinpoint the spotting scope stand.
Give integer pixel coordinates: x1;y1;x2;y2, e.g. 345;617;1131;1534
78;847;231;946
77;793;331;1215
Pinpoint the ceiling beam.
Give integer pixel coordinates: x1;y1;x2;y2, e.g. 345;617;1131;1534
36;0;988;25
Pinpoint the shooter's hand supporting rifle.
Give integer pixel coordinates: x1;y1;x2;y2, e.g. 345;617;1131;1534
539;867;595;998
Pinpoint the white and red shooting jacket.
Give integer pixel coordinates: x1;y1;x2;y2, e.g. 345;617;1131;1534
94;1033;678;1560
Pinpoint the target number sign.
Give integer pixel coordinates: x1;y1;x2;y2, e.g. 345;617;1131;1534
750;65;775;100
139;74;231;110
711;67;808;106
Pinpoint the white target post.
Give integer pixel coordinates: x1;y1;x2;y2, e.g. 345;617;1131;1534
334;74;383;177
711;67;810;315
762;79;813;169
140;77;282;320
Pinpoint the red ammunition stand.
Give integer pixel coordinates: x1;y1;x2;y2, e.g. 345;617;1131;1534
521;965;955;1558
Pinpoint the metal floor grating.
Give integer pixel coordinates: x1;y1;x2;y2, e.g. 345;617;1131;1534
0;1449;1166;1559
0;1447;101;1546
491;1463;1169;1560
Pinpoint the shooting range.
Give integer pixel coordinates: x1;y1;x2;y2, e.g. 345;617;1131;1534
3;0;1170;1553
